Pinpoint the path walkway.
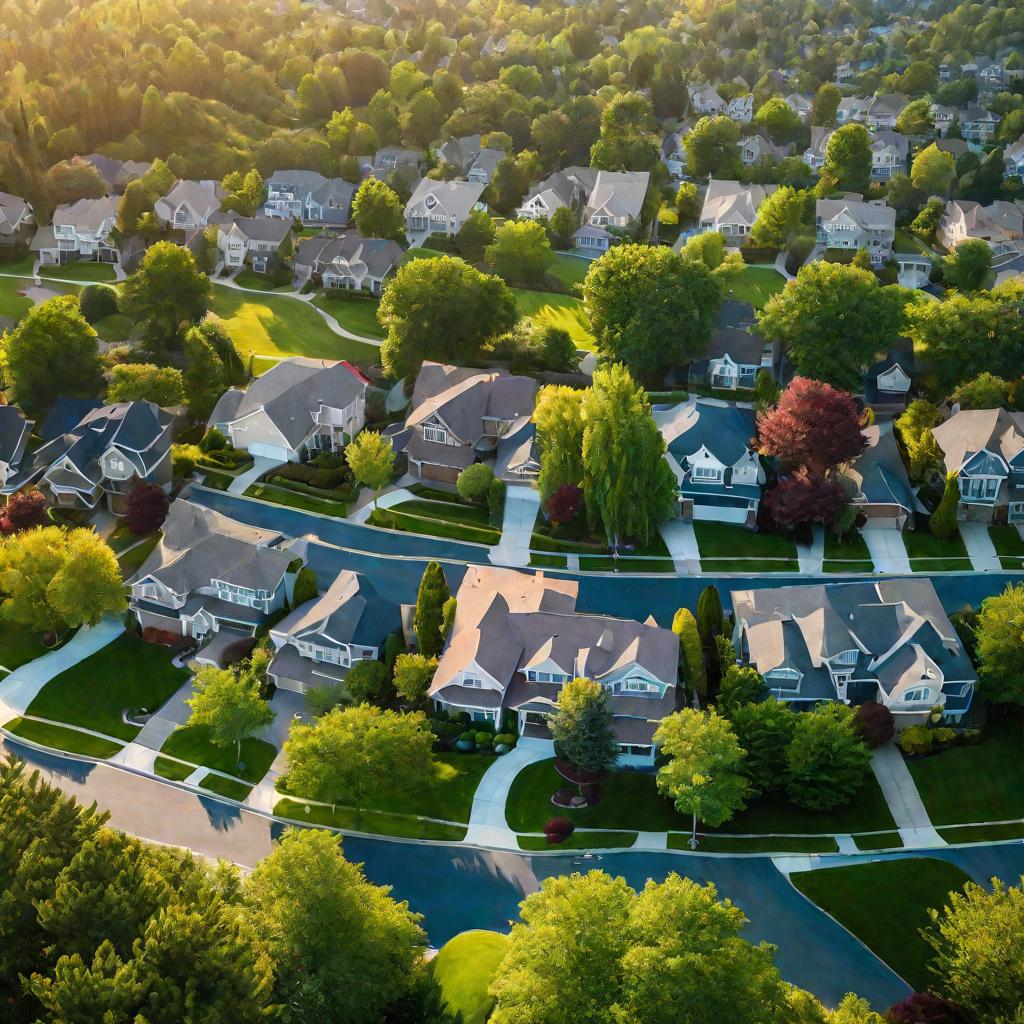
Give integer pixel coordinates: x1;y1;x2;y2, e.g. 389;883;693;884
797;526;825;575
870;742;945;849
960;523;1002;573
131;678;195;751
227;456;278;495
773;251;795;280
348;486;415;524
490;485;540;567
659;520;700;574
861;527;912;574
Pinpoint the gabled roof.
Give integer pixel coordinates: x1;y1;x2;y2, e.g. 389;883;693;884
816;194;896;232
932;408;1024;474
52;196;119;232
157;180;223;220
404;178;486;222
700;180;777;227
842;425;915;511
655;399;757;466
584;170;650;222
295;232;403;279
208;212;293;244
0;192;31;237
0;405;32;466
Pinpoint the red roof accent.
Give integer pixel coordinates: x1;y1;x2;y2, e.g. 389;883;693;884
340;360;372;385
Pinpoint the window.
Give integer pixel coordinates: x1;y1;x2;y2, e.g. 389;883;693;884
834;649;858;665
692;465;721;481
622;679;651;693
422;426;448;444
902;687;932;703
462;676;482;688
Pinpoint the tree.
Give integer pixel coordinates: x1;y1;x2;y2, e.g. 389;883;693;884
911;197;946;242
3;295;104;412
455;209;495;263
750;186;808;248
43;157;107;205
655;709;748;845
485;219;553;283
886;992;972;1024
244;828;426;1024
754;97;803;144
684;115;742;178
942;239;992;292
589;92;659;172
413;561;450;659
187;663;274;764
895;98;934;136
754;368;782;410
764;471;849;528
811;83;842;127
549;677;619;775
533;386;585;501
757;262;905;392
785;703;871;811
120;242;211;356
695;585;724;650
345;431;395;507
344;659;391;705
975;583;1024;706
124;478;170;535
351;178;404;241
821;124;873;192
284;705;434;816
78;283;119;323
292;566;318;608
896;400;945;483
854;702;895;748
828;994;887;1024
106;363;186;406
673;607;706;699
182;326;227;421
379;256;519;378
0;489;48;534
547;205;576;249
581;365;677;546
718;665;766;714
393;652;437;707
456;463;494;505
911;144;956;196
929;474;960;540
583;244;721;382
679;231;745;284
729;698;796;797
222;168;265;216
546;483;583;525
950;372;1011;409
539;325;579;373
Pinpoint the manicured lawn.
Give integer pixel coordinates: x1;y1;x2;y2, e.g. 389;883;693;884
368;507;500;545
791;858;972;990
92;312;134;342
400;247;449;263
546;252;591;289
154;755;194;782
724;266;786;309
854;831;904;851
390;498;493;529
119;535;160;579
517;831;637;850
234;269;295;293
938;822;1024;844
311;291;386;338
513;288;594;348
907;716;1024;825
694;522;799;572
528;525;674;572
25;634;188;741
273;798;467;841
199;773;253;801
0;254;36;275
529;553;567;568
160;725;277;783
5;717;122;758
408;483;462;502
824;532;874;573
245;481;349;517
209;285;380;365
0;621;50;673
40;262;116;282
990;525;1024;570
0;277;34;319
903;527;970;572
671;834;839;853
433;931;508;1024
894;228;931;255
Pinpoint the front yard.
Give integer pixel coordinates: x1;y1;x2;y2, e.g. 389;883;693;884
0;277;35;319
368;502;502;546
0;621;50;673
5;717;123;758
903;527;970;572
40;262;117;283
693;522;799;572
823;532;874;573
724;266;786;309
158;724;277;783
990;525;1024;570
512;289;594;349
311;291;386;339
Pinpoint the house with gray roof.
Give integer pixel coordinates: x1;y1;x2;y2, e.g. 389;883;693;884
263;170;355;226
803;126;833;170
688;301;778;392
841;425;915;530
816;194;896;265
404;178;486;237
294;232;403;294
0;405;36;496
81;154;152;193
206;212;294;274
655;398;764;528
0;192;33;249
436;134;483;174
429;565;680;766
494;419;540;484
153;180;224;230
866;94;909;130
467;147;506;185
731;579;976;723
32;196;120;265
267;570;401;693
516;166;597;221
399;362;538;483
931;408;1024;525
210;357;369;464
739;134;791;166
869;130;909;180
698;180;777;240
581;171;649;234
128;499;305;659
34;401;173;514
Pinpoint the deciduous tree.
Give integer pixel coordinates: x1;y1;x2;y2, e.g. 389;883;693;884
351;178;404;241
345;431;395;507
821;124;873;192
975;583;1024;706
684;115;742;178
673;607;706;698
124;478;170;535
0;489;48;534
750;186;808;248
942;238;992;292
763;470;849;528
533;386;585;502
589;92;660;172
187;663;274;764
392;652;436;707
343;659;391;705
896;400;945;483
485;219;553;283
785;703;871;811
106;364;186;406
728;698;796;797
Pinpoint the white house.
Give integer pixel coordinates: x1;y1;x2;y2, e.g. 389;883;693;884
404;178;486;236
816;195;896;264
293;232;403;294
466;148;505;185
263;170;355;226
727;94;754;123
937;199;1024;253
869;130;909;180
209;214;294;274
154;180;224;230
31;197;120;265
836;96;871;124
688;83;726;115
960;104;1000;143
865;94;908;130
698;180;777;240
739;134;790;166
1004;137;1024;179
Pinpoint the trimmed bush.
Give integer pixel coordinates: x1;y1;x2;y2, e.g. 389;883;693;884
855;701;895;748
544;817;576;843
897;724;934;756
487;477;506;525
457;463;495;505
199;427;227;453
79;283;119;323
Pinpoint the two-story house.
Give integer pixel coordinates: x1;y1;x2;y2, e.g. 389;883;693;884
841;424;916;530
398;362;538;483
930;103;959;137
836;96;872;125
738;134;791;166
869;130;909;180
81;154;152;194
816;195;896;264
34;401;173;514
153;180;224;230
731;580;977;724
466;148;506;185
0;405;36;497
661;129;690;181
208;213;294;274
960;104;1001;143
0;192;34;250
1004;137;1024;179
435;134;483;174
267;570;401;693
263;170;355;226
516;166;596;221
931;408;1024;525
803;126;834;171
404;178;486;237
293;232;403;294
687;300;778;393
573;170;650;254
32;197;120;265
428;565;680;766
210;357;369;463
655;399;765;528
129;499;304;661
866;94;909;130
937;199;1024;252
698;180;777;240
688;84;726;115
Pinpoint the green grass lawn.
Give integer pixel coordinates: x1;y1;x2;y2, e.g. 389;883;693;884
528;526;674;572
209;285;380;365
517;831;637;850
824;531;874;573
92;313;133;342
433;931;508;1024
154;755;194;782
854;831;904;851
160;725;277;783
938;821;1024;844
513;288;594;349
907;716;1024;825
0;621;50;673
25;633;188;741
903;527;970;572
0;277;34;319
400;247;449;264
199;773;253;801
694;522;799;572
274;797;468;841
118;535;160;579
368;507;500;545
894;228;932;255
40;262;116;282
546;252;591;288
791;858;971;990
724;267;786;309
311;291;386;339
990;526;1024;570
671;834;839;853
0;254;37;275
389;498;493;529
245;481;349;517
5;717;123;758
233;269;294;292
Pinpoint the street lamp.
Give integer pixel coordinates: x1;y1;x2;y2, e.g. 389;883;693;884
688;772;710;850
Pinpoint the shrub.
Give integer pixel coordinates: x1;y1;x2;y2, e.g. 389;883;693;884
930;475;960;540
458;730;477;743
544;817;576;843
855;701;895;748
475;731;493;748
78;283;119;323
457;463;495;505
199;427;227;453
271;462;316;483
487;477;506;524
382;631;405;671
344;659;391;705
546;483;583;525
125;478;170;534
494;733;516;747
171;443;201;477
886;991;971;1024
310;467;345;489
896;724;934;755
312;451;346;470
932;726;956;748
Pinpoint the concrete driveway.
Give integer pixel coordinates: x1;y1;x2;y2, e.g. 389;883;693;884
228;456;278;495
861;527;911;573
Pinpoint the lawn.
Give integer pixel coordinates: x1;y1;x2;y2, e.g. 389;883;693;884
0;277;34;319
245;481;349;517
368;507;500;545
92;312;133;342
528;524;674;572
724;266;786;309
40;262;117;283
389;498;494;530
903;527;970;572
433;931;508;1024
790;858;972;990
670;834;839;853
513;288;594;348
0;621;49;673
938;822;1024;844
907;715;1024;825
154;755;194;782
234;269;294;292
4;717;123;758
990;526;1024;570
273;797;468;841
694;522;799;572
894;228;931;255
25;633;188;741
199;773;253;801
209;285;380;365
400;246;449;263
546;252;591;289
824;532;874;573
517;831;638;850
311;291;386;339
853;831;904;851
119;535;160;578
160;725;278;783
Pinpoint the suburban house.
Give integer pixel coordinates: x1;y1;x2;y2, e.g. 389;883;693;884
34;401;173;513
404;178;486;237
865;94;909;130
784;93;813;121
1005;137;1024;178
436;134;483;174
739;134;790;166
688;83;726;115
0;405;36;497
32;197;120;265
934;137;970;161
267;570;401;693
293;232;403;294
727;94;754;122
0;192;34;248
730;579;976;723
516;166;599;221
930;103;959;137
207;213;294;274
494;420;540;484
815;195;896;264
869;130;909;180
803;126;834;170
466;147;506;185
209;357;369;463
428;565;680;766
81;154;152;193
655;399;765;528
661;130;689;180
573;170;650;254
360;147;422;180
960;104;1000;143
836;96;871;124
263;170;355;226
129;499;304;661
931;408;1024;525
154;180;224;230
697;180;777;239
398;362;538;483
863;340;915;408
937;199;1024;252
687;300;778;392
841;425;916;530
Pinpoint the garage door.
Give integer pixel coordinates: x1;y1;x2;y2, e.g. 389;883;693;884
693;505;748;525
421;463;461;484
247;442;294;463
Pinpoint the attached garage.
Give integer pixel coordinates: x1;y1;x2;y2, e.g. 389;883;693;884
247;441;296;463
415;460;461;484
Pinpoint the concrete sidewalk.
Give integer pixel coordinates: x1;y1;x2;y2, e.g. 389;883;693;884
490;486;540;567
228;456;278;495
870;742;945;848
797;526;824;574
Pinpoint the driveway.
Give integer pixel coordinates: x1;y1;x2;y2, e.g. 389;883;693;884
228;456;278;495
960;523;1001;573
861;527;911;574
490;486;539;567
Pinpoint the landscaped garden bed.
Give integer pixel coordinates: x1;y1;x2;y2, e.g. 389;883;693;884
693;522;799;572
368;506;501;545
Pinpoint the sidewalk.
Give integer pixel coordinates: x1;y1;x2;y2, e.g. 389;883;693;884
960;523;1001;573
870;742;945;848
228;456;278;495
490;486;540;567
797;526;824;574
348;486;414;524
659;520;700;574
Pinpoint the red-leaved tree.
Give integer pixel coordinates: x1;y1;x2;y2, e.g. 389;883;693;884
886;992;972;1024
854;701;895;748
757;376;866;476
0;489;49;534
762;470;847;528
546;483;583;525
124;478;170;534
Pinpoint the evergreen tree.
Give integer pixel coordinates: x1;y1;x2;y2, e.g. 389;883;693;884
728;698;797;797
929;474;960;540
672;607;706;698
413;561;450;658
549;677;619;775
695;585;724;649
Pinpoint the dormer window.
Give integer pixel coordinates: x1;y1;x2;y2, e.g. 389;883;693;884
902;687;933;703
